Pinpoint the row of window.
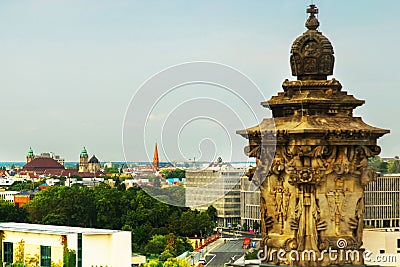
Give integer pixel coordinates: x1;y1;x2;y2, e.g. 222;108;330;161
366;176;400;192
2;242;51;267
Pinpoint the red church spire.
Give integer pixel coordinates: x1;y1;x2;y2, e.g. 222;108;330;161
153;143;159;170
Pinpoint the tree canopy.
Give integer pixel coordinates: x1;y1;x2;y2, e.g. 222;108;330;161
22;184;213;254
0;199;27;223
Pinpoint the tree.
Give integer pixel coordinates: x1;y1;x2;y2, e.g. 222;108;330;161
368;156;388;173
104;167;119;174
159;249;174;262
0;200;28;222
7;180;44;191
144;260;163;267
92;183;124;229
388;160;400;173
160;169;185;180
163;258;191;267
145;235;167;255
179;211;197;236
206;206;217;223
253;221;260;232
25;186;96;227
144;233;192;258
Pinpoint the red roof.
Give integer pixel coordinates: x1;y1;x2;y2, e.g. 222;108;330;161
77;171;105;178
43;169;79;177
23;158;65;173
43;169;104;178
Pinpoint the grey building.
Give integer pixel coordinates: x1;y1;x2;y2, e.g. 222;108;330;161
240;176;261;230
185;161;243;227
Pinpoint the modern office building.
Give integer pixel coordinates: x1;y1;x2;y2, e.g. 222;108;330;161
185;160;244;227
0;222;131;267
364;174;400;228
240;176;261;230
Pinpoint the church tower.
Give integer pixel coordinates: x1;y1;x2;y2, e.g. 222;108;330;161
88;155;101;173
79;146;89;173
26;147;34;163
153;143;159;171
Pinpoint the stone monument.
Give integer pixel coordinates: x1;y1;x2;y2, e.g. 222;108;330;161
238;5;389;266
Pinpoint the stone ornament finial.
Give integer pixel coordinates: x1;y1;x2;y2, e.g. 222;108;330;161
290;4;335;80
305;4;320;30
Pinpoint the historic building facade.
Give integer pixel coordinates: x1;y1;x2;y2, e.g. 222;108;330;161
78;147;89;173
238;5;389;266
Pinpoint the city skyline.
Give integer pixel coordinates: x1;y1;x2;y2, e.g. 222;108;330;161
1;1;399;161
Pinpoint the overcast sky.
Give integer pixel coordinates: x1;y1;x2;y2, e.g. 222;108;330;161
0;1;399;162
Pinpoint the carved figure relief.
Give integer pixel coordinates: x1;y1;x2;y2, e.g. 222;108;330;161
273;185;291;234
304;58;317;73
303;41;320;56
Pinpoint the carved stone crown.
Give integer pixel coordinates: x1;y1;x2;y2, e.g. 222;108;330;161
290;4;335;81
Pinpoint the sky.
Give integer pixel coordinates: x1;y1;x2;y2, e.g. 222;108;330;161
0;0;399;162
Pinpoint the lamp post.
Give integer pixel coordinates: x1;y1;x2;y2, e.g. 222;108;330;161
191;254;194;266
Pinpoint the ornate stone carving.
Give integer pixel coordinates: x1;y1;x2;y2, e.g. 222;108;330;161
238;4;389;266
290;4;335;81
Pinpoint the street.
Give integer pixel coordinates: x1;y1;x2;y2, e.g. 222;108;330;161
206;239;246;267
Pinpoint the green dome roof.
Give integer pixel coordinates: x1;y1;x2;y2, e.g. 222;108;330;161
27;147;34;157
80;146;88;157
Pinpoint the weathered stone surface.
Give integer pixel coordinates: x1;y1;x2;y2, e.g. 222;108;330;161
237;5;389;266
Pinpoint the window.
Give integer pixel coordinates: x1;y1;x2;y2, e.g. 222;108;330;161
3;242;13;264
77;233;82;267
40;245;51;267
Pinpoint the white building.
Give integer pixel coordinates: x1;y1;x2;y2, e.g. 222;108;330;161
240;176;261;230
364;174;400;228
0;222;131;267
0;190;19;203
363;228;400;266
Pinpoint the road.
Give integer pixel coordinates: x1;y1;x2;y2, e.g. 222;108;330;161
206;239;246;267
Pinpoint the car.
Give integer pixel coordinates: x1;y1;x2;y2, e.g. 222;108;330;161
198;259;207;265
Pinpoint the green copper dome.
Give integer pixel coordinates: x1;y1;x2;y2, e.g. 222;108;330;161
27;147;34;157
80;146;88;157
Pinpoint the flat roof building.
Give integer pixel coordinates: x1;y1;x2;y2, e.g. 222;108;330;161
0;222;131;267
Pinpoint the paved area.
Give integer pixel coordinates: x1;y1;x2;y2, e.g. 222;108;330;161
205;239;246;267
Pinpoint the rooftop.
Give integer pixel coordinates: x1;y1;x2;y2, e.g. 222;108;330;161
23;157;65;170
0;222;122;235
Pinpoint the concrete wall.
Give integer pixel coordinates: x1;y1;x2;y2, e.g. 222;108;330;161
363;229;400;266
82;232;131;267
